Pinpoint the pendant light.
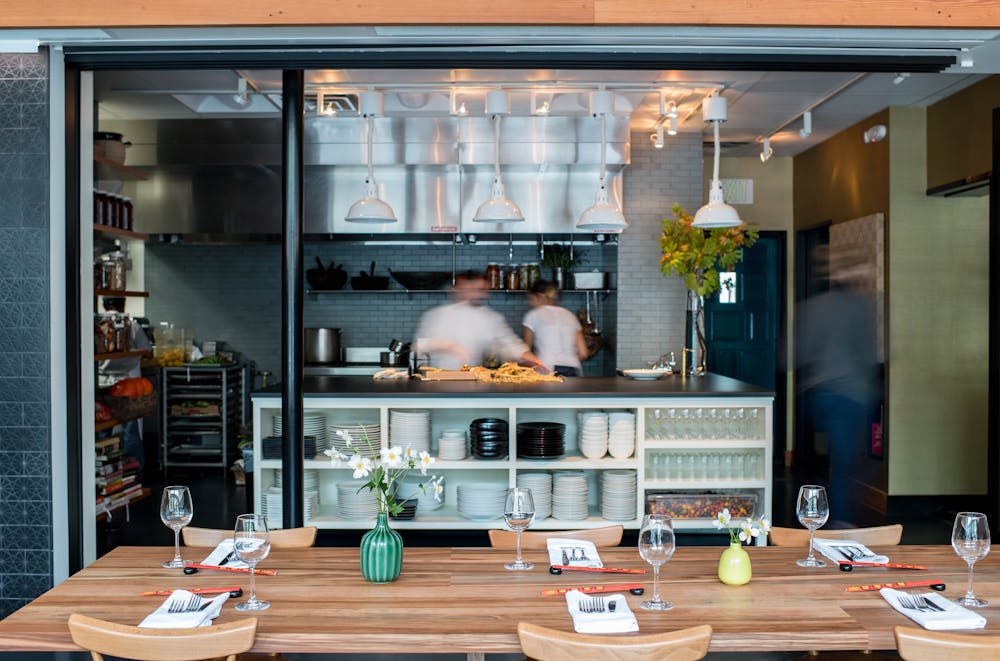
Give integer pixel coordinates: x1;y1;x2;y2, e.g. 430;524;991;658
577;90;628;233
693;92;741;229
345;90;397;224
473;89;524;223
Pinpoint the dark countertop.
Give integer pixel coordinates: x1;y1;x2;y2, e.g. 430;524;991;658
252;373;772;399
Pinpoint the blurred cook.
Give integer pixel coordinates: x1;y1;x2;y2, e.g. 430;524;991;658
522;279;588;377
415;271;546;371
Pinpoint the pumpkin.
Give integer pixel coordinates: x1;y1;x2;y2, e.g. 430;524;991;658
109;377;154;398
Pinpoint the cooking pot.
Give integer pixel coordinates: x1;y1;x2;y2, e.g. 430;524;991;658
94;132;130;165
380;350;409;367
304;328;342;364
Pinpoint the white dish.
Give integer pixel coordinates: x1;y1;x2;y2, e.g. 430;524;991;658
622;369;667;380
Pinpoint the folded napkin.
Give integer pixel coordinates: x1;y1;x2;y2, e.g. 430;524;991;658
880;588;987;631
201;539;249;570
546;538;603;568
564;590;638;634
813;538;888;565
139;590;229;629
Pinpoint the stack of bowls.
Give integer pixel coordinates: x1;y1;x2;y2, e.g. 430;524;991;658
516;472;552;520
551;470;590;520
456;482;507;520
470;418;509;459
608;412;636;459
390;499;418;521
577;412;609;459
437;429;467;461
600;470;637;521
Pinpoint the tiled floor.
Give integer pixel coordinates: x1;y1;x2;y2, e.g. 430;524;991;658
8;462;956;661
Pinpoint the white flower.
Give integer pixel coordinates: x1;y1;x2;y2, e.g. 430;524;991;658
712;508;732;529
348;454;372;479
380;446;404;468
738;518;760;543
758;517;771;533
336;429;352;446
404;447;416;460
418;451;435;474
432;476;444;502
324;447;348;464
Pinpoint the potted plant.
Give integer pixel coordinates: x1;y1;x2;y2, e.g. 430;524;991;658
540;244;580;289
659;204;758;374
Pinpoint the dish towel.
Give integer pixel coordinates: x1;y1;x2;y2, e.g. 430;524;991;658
880;588;987;630
564;590;638;634
138;590;229;629
547;538;603;568
201;539;249;570
813;538;888;565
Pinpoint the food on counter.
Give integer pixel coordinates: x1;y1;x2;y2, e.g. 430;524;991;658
108;376;154;398
464;362;564;384
647;492;757;519
193;355;226;364
373;367;410;380
95;401;113;423
153;347;185;366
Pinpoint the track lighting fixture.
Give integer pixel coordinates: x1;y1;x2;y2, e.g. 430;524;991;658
799;111;812;139
760;137;773;162
651;124;664;149
667;115;678;136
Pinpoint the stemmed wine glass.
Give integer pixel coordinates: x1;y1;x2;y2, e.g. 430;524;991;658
638;514;676;611
233;514;272;611
796;485;830;567
160;486;193;569
952;511;990;607
503;487;535;570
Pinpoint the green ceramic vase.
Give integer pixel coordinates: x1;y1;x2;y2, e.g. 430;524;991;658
718;541;752;585
360;512;404;583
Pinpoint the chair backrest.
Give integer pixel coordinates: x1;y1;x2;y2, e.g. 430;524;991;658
895;625;1000;660
768;524;903;547
488;525;624;550
518;622;712;661
68;613;257;661
182;525;317;548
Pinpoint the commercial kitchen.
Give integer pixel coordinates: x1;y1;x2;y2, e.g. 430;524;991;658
0;12;999;645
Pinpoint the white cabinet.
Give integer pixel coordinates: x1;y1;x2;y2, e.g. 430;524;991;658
251;392;772;537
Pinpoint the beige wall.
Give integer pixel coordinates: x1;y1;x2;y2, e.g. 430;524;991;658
926;75;1000;190
887;106;990;495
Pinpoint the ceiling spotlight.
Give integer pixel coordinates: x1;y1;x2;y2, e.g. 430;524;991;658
693;91;741;229
799;111;812;139
450;90;469;116
667;101;678;119
892;72;911;85
651;124;664;149
323;103;337;117
863;124;888;144
537;100;550;115
232;77;249;107
667;115;678;136
345;91;397;224
578;90;628;233
760;137;773;162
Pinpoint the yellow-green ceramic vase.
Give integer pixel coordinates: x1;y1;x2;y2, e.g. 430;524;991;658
718;541;752;585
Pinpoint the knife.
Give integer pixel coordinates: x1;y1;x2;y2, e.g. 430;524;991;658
218;551;237;566
549;565;645;575
845;579;946;592
183;562;277;576
541;583;645;596
838;560;928;571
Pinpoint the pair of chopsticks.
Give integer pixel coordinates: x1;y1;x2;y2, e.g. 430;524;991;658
838;560;928;571
845;579;946;592
183;563;278;575
139;586;243;597
549;565;645;575
541;583;644;596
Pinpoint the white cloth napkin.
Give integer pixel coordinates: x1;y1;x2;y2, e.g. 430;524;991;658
546;538;603;568
201;539;249;570
813;538;888;564
564;590;638;634
880;588;987;631
138;590;229;629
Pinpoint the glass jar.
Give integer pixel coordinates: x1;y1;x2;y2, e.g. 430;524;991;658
518;264;532;290
486;262;501;290
506;264;520;291
528;262;541;289
95;313;115;354
112;314;131;352
107;252;127;291
122;197;134;231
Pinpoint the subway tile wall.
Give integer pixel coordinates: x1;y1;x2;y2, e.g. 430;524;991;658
0;52;52;618
144;241;618;379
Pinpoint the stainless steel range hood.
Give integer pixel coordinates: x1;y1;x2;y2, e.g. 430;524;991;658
103;115;629;236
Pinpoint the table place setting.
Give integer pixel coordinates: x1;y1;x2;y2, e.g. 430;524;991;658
547;538;603;568
879;588;987;630
138;589;230;629
564;589;638;634
201;538;249;569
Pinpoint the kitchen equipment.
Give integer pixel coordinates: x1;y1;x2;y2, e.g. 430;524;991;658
388;338;408;353
380;350;409;367
351;261;390;290
304;328;342;364
389;270;452;291
306;258;347;290
94;131;129;164
573;270;607;290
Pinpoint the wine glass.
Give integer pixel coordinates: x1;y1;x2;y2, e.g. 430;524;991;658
638;514;675;611
795;485;830;567
503;487;535;570
952;511;990;607
233;514;272;611
159;486;193;569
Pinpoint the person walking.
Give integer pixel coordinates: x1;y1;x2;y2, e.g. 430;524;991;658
522;280;588;377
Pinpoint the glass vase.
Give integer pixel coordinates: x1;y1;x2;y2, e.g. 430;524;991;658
718;541;752;585
360;512;404;583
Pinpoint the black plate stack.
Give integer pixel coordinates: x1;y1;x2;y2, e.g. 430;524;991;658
470;418;509;459
516;422;566;459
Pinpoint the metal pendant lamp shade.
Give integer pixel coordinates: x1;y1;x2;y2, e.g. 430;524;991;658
473;98;524;223
346;93;397;224
577;92;627;232
694;93;741;229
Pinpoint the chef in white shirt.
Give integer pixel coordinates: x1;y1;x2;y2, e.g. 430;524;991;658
415;271;547;371
522;279;588;376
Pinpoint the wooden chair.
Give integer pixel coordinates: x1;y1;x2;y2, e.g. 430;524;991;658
488;525;624;549
895;625;1000;660
182;525;317;548
768;524;903;547
518;622;712;661
68;613;257;661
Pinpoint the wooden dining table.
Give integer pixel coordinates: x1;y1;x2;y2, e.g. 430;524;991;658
2;545;1000;656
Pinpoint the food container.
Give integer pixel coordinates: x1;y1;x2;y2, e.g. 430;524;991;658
304;327;342;364
646;491;758;519
572;270;607;290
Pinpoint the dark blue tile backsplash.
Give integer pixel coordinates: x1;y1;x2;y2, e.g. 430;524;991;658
0;51;51;619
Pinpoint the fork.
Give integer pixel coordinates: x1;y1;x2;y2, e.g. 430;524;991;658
167;594;209;614
897;592;940;613
578;597;607;614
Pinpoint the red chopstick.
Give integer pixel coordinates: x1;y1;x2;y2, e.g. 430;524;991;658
838;560;928;571
183;563;277;576
550;565;645;575
845;579;945;592
541;583;644;596
139;586;243;596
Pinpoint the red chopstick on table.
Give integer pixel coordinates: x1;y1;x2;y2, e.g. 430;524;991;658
845;579;945;592
550;565;645;575
139;586;243;596
837;560;928;570
541;583;644;596
183;563;277;576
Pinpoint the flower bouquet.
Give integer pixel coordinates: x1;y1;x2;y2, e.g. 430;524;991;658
713;508;771;544
712;508;771;586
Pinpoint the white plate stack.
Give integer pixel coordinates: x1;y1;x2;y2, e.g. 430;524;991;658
577;412;609;459
272;469;319;492
456;483;506;521
607;412;636;459
390;409;431;454
600;470;637;521
273;413;328;458
337;480;379;520
261;486;318;527
437;429;467;461
398;476;445;512
329;423;381;459
551;471;590;520
516;472;552;520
